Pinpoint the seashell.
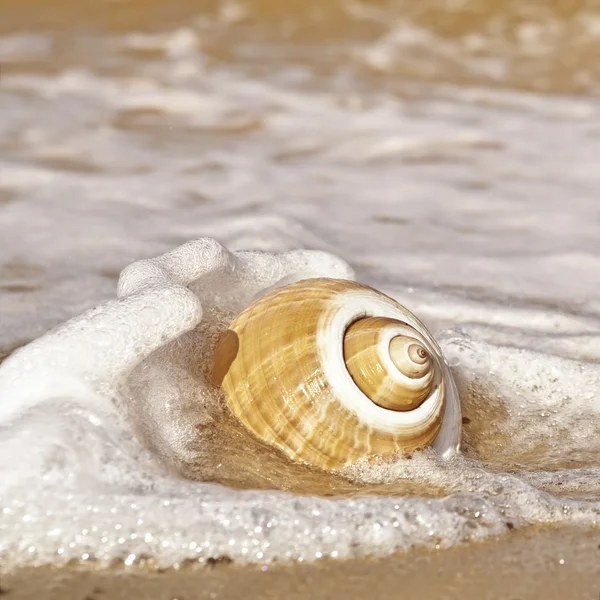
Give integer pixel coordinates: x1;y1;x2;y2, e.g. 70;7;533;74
212;278;461;471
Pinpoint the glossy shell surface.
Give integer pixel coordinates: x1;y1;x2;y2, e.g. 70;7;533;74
213;278;461;470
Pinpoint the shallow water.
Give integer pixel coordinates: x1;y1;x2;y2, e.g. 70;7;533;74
2;0;600;570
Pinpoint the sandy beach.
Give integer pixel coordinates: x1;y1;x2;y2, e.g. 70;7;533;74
3;524;600;600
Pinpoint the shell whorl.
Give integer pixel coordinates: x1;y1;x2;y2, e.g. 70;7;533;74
213;278;461;470
343;317;435;411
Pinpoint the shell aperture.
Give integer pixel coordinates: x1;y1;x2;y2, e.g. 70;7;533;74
212;278;461;470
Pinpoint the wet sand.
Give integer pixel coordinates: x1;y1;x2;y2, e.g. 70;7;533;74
3;524;600;600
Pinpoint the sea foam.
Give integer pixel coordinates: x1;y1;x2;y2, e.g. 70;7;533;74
1;239;599;570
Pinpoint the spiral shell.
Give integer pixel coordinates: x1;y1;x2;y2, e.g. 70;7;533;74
213;278;461;470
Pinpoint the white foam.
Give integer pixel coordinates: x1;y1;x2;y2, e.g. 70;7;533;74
1;239;600;571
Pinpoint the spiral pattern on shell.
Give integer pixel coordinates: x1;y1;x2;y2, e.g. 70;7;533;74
213;278;461;470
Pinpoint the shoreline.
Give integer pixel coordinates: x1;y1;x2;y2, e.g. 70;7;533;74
3;523;600;599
